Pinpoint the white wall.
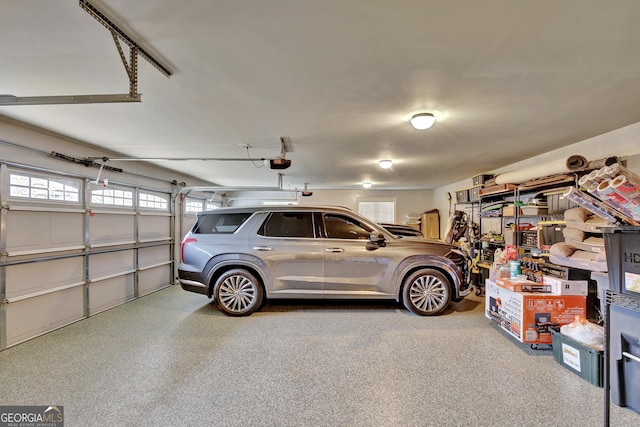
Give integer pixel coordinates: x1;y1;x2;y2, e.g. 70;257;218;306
433;121;640;237
0;115;211;190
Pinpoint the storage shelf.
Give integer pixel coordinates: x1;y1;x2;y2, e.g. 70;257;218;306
516;174;576;192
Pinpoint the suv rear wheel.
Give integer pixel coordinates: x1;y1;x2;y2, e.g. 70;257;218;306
214;269;264;316
402;268;451;316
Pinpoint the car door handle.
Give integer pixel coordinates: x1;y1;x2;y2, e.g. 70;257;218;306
325;248;344;253
253;246;272;251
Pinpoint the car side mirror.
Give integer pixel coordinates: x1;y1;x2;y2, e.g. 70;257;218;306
367;232;386;250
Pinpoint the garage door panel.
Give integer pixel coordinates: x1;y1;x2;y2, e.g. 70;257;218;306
88;274;135;315
138;265;171;296
5;286;84;347
6;211;83;253
138;246;170;268
89;250;135;280
89;214;134;245
139;215;170;241
5;257;84;300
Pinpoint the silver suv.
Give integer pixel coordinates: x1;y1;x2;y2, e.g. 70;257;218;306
179;206;472;316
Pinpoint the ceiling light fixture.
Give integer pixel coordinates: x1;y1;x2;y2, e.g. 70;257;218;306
410;113;436;130
379;160;393;169
362;181;372;189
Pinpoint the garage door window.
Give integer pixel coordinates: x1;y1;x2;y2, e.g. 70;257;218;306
9;171;81;204
91;186;133;207
185;197;204;213
139;192;169;211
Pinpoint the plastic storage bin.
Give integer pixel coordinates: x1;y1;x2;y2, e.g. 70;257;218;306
472;174;493;186
551;328;603;387
602;226;640;297
609;304;640;413
603;226;640;413
455;189;470;203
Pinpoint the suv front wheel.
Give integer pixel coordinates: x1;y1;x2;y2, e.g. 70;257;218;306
214;269;264;316
402;268;451;316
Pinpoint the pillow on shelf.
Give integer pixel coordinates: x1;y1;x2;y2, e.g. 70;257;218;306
564;207;592;222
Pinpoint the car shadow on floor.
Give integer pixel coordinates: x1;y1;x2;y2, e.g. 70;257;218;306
260;299;402;314
258;297;482;316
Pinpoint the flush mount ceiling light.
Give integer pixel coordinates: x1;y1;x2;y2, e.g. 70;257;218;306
410;113;436;130
362;181;372;189
379;160;393;169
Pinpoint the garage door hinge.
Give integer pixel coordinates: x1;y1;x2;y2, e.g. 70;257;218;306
0;299;8;306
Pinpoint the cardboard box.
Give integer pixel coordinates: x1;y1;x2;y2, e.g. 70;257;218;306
502;205;521;217
503;229;516;246
421;212;440;239
485;280;587;345
543;275;588;296
496;278;551;293
521;206;548;216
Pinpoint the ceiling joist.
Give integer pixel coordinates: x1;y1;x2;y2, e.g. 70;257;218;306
0;0;171;106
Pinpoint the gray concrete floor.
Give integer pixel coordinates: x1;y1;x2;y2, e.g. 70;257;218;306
0;285;638;427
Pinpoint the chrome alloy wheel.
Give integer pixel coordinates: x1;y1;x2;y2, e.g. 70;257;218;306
402;269;451;316
214;269;263;316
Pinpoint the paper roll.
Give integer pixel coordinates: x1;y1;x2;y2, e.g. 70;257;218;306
494;155;585;185
610;175;640;202
597;180;627;205
578;174;594;187
596;179;640;220
587;156;621;170
604;163;623;178
566;155;588;171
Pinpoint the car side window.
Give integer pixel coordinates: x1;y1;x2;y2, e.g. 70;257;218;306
323;214;372;239
258;212;315;238
193;213;252;234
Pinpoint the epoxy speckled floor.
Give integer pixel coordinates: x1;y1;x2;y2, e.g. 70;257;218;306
0;285;638;426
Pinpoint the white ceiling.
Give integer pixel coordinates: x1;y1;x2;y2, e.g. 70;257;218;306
2;0;640;190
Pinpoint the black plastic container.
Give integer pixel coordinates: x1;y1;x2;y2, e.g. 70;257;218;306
602;226;640;298
609;304;640;413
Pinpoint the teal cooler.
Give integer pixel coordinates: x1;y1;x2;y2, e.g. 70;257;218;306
551;328;603;387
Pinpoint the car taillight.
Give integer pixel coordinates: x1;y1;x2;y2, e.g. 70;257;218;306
181;237;198;262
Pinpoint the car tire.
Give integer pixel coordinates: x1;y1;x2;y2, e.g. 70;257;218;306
214;269;264;316
402;268;451;316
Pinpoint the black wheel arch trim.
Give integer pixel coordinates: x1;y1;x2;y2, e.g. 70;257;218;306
203;254;271;298
393;255;463;302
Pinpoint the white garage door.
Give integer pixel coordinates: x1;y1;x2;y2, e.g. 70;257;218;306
0;164;174;349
